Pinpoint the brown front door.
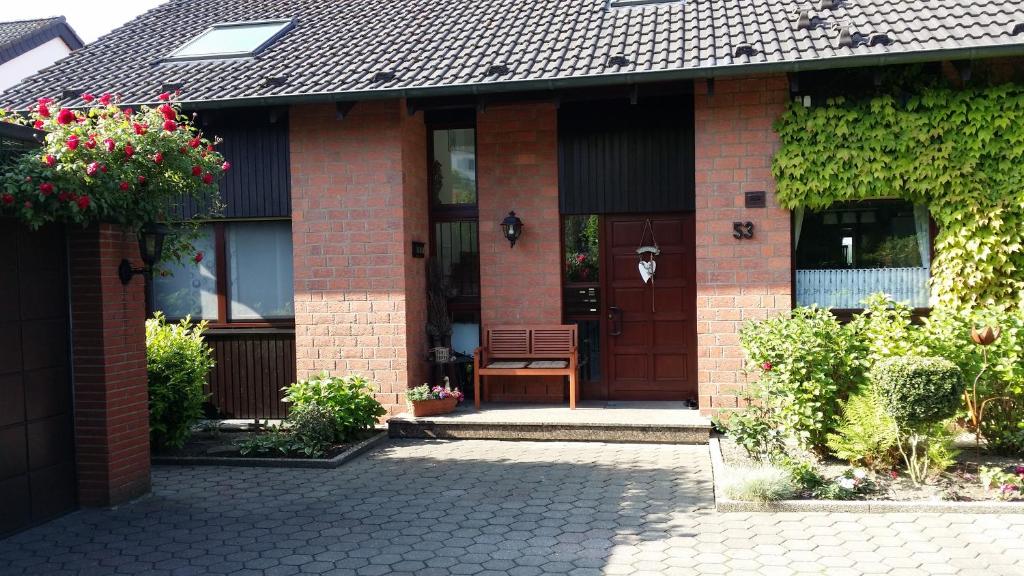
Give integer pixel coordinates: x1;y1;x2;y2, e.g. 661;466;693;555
602;214;697;401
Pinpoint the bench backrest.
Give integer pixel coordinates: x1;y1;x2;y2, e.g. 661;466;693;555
486;325;577;359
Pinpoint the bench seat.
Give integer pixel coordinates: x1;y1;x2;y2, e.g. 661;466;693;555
474;325;579;409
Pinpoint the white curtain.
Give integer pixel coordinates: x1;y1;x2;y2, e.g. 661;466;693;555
793;207;805;249
913;204;931;268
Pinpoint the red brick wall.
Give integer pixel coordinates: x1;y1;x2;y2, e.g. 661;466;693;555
68;224;150;506
401;107;430;390
477;102;563;402
290;101;428;415
694;76;793;415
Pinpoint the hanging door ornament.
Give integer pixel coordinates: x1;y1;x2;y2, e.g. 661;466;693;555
636;219;661;312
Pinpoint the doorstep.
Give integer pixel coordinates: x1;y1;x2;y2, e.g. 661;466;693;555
388;401;712;444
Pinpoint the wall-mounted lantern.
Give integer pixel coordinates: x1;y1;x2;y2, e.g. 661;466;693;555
411;241;426;258
500;211;524;248
119;223;170;284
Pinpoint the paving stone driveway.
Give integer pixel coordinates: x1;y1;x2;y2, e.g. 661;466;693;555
1;439;1023;576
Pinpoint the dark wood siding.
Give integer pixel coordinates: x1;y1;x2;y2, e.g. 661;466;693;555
0;221;76;537
558;96;695;215
204;329;295;420
181;108;291;219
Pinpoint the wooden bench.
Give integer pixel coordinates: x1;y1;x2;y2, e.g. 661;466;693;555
473;325;578;410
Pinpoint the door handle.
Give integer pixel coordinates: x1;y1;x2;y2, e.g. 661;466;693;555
608;306;622;336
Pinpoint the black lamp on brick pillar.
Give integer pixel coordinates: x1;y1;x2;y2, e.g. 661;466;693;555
118;223;170;311
500;211;524;248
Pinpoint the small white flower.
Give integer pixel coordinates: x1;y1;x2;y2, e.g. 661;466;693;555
853;469;867;480
837;477;856;491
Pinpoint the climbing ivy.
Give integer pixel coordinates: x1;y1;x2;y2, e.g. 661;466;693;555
772;82;1024;310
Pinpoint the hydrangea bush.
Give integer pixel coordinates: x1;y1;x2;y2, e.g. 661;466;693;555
0;92;227;261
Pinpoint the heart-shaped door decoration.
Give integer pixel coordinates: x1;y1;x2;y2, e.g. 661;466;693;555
639;259;656;283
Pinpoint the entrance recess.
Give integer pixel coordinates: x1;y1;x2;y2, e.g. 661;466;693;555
601;214;697;401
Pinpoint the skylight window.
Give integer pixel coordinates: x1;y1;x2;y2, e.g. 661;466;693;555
167;20;293;60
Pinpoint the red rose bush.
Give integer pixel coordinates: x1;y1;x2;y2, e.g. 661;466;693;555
1;93;226;260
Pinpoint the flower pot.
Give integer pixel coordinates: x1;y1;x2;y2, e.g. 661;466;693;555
410;397;458;417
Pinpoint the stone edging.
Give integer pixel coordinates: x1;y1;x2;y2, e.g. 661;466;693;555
152;431;389;469
709;437;1024;514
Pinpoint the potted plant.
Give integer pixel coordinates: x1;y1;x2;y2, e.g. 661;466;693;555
407;378;464;417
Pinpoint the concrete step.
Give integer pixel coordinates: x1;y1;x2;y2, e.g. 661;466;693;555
387;402;712;444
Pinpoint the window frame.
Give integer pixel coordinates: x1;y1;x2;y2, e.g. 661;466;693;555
790;200;937;318
165;19;295;62
560;214;604;387
149;218;295;329
426;115;481;322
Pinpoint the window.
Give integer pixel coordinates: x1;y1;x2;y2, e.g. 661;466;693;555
152;225;218;320
167;20;293;60
152;220;294;323
428;120;480;356
430;128;477;205
228;221;294;320
562;215;601;382
795;200;930;309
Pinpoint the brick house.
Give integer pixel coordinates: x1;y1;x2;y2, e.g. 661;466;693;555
3;0;1024;528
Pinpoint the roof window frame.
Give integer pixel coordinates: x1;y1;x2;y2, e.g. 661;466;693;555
164;19;295;62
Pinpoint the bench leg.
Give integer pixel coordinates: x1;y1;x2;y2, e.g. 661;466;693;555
474;372;481;411
568;372;577;410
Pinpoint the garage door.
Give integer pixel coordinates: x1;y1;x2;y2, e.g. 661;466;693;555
0;222;76;537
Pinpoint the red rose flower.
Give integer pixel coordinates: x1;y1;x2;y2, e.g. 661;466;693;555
38;182;54;195
119;181;130;191
56;108;76;125
221;161;231;172
189;137;201;148
194;252;204;263
37;102;50;117
202;172;213;185
158;103;176;121
206;144;214;151
23;201;32;209
179;147;187;154
66;135;79;150
82;93;95;103
158;92;171;102
162;119;177;132
124;144;134;157
33;120;43;129
133;122;148;135
98;93;112;105
58;191;70;202
104;138;116;152
100;164;107;173
43;154;56;166
152;152;163;164
76;195;91;210
761;361;772;371
2;193;14;205
84;136;96;149
86;162;100;176
137;175;146;184
191;165;202;176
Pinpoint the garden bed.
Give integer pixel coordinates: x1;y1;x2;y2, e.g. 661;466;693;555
152;428;388;469
710;436;1024;513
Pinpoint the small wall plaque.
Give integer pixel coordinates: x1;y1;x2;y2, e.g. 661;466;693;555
411;241;426;258
745;191;766;208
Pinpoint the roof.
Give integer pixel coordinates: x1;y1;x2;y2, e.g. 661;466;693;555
0;16;83;67
3;0;1024;110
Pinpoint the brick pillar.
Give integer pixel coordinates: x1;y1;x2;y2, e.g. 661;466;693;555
694;76;793;415
68;224;151;506
290;101;429;416
477;102;563;401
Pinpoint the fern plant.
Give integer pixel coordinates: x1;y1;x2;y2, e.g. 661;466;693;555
826;387;899;471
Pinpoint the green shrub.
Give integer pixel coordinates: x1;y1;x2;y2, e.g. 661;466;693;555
773;454;826;492
846;294;925;368
288;404;339;457
282;372;386;442
826;387;899;471
922;306;1024;455
722;465;796;503
146;313;214;450
719;399;786;462
870;356;963;429
236;425;296;457
739;306;863;453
